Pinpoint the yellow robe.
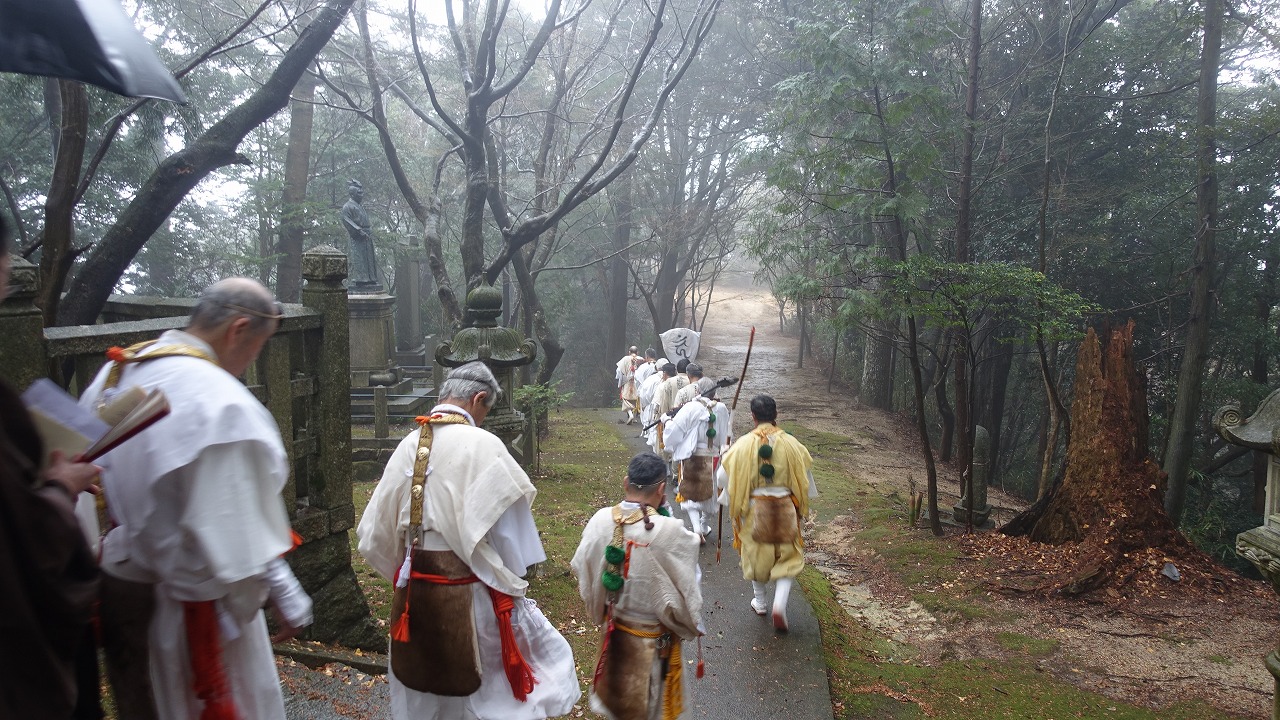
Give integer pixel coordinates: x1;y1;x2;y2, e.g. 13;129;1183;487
721;423;813;582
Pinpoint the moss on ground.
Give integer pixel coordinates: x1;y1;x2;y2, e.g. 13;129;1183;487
799;568;1235;720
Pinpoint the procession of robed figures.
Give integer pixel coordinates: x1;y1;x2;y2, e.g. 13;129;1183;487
3;251;814;719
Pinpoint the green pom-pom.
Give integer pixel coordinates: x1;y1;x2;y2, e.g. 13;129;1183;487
760;463;775;479
707;413;716;423
706;427;717;438
604;545;625;565
758;444;773;459
657;505;671;517
602;571;624;592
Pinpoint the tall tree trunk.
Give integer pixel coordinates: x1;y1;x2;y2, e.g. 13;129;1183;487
982;340;1014;485
1163;0;1222;525
952;0;982;489
606;177;634;364
276;68;317;302
39;80;88;329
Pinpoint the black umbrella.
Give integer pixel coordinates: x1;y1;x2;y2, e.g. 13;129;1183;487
0;0;186;103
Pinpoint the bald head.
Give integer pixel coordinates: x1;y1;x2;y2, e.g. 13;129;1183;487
186;278;281;377
189;278;280;334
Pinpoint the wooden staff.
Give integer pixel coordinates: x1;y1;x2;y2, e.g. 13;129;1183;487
719;326;756;563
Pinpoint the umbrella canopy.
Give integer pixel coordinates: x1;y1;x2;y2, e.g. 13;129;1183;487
0;0;186;103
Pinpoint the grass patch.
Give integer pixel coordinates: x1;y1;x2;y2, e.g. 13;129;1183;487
798;567;1239;720
994;631;1060;657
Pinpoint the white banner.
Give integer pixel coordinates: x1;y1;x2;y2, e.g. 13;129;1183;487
660;328;701;364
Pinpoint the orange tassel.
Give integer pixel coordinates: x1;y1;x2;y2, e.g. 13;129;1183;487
696;636;705;679
184;601;240;720
488;588;537;701
390;605;411;643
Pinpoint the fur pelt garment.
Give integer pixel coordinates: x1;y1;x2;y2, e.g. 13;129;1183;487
390;549;482;695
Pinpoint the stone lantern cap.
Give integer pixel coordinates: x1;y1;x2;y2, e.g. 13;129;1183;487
435;284;537;369
1214;389;1280;455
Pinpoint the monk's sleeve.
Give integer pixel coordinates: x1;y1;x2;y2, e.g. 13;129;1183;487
357;432;416;581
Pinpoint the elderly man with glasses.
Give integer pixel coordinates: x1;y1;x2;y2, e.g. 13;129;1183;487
358;361;580;720
78;277;312;720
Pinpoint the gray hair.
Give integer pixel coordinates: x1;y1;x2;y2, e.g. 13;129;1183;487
189;279;280;334
439;361;500;408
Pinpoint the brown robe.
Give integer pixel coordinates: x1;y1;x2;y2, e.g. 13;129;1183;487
0;380;100;719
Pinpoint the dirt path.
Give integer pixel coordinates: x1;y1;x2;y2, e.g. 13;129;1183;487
692;270;1278;719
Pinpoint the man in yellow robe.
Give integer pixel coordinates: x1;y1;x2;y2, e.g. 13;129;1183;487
717;395;816;631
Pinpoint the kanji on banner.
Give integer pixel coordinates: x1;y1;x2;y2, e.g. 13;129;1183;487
659;328;700;364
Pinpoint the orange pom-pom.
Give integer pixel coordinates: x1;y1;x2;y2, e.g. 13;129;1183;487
414;415;430;425
106;346;127;362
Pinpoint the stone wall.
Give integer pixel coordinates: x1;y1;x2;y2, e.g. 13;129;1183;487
0;248;382;650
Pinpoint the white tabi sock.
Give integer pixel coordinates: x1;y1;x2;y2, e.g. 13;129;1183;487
687;507;703;535
772;577;794;630
752;581;768;605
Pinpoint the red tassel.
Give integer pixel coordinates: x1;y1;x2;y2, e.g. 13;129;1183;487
183;601;240;720
695;636;705;679
391;569;412;643
488;588;537;701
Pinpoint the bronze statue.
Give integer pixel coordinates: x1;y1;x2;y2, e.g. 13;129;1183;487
342;179;382;292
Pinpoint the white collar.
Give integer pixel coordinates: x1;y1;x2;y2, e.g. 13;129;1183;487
430;403;476;426
155;329;220;362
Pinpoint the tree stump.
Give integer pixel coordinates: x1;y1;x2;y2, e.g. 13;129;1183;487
1004;321;1193;594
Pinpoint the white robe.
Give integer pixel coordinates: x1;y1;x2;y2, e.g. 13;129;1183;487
633;360;657;387
637;372;668;451
357;406;581;720
662;399;731;535
80;330;300;720
571;503;703;720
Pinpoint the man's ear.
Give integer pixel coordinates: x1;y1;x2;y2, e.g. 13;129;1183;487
473;390;489;407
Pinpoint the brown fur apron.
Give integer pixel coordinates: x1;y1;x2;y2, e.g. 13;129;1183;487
750;485;799;544
678;454;715;502
389;549;482;694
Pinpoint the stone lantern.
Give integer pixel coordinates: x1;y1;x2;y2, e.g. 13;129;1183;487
435;284;537;464
1215;390;1280;718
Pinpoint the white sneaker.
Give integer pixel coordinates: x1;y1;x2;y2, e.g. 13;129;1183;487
750;598;768;616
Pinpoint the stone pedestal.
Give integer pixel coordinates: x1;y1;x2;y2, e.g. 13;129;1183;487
1216;391;1280;717
348;292;398;387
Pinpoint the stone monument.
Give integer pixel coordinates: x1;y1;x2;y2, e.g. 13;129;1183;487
1215;390;1280;718
393;235;429;373
435;284;537;464
953;424;992;525
341;179;383;294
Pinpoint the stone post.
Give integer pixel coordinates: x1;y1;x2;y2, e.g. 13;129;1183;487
302;245;354;514
393;238;427;369
953;425;992;525
0;254;47;390
294;246;381;650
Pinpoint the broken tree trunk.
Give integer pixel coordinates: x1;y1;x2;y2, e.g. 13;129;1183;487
1003;321;1196;594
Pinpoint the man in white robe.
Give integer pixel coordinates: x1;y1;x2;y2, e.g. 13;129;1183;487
80;278;312;720
615;346;642;424
661;378;731;542
358;361;580;720
571;452;702;720
639;362;673;451
633;348;658;388
653;360;690;458
672;363;707;407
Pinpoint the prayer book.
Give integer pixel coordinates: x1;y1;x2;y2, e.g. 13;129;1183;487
22;379;170;464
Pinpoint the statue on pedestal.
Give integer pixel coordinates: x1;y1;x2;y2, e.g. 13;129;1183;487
341;179;382;293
